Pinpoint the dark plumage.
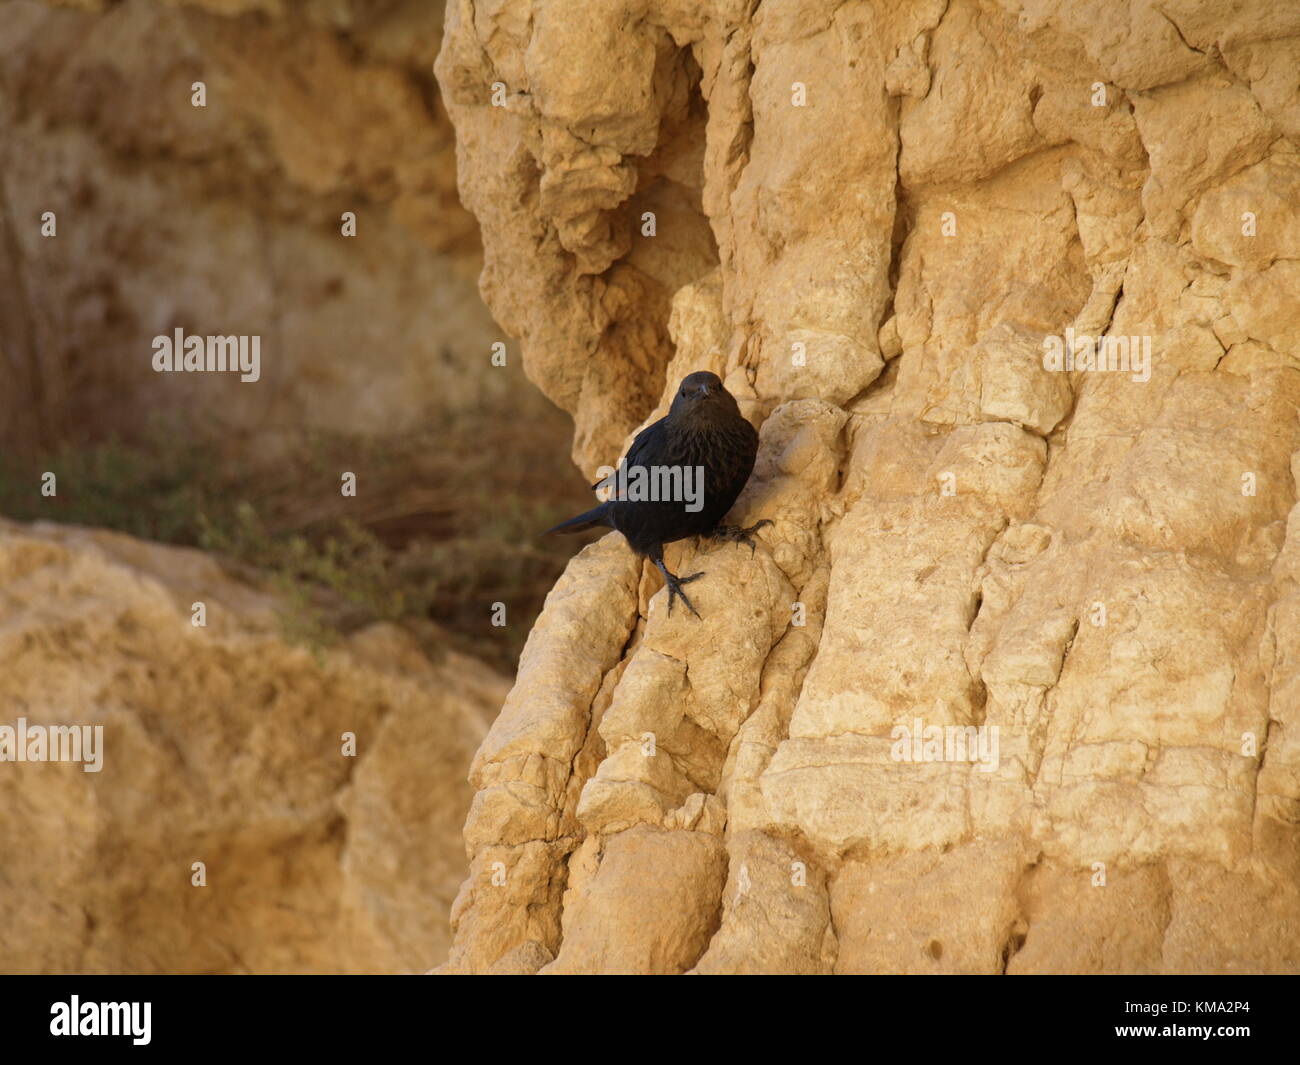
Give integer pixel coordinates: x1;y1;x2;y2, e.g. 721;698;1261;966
546;370;769;617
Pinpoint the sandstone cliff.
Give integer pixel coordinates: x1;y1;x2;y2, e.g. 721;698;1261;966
434;0;1300;973
0;518;504;973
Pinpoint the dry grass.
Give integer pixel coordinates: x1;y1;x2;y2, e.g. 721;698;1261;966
0;402;597;673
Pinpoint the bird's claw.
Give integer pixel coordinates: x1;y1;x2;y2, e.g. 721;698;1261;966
711;519;773;556
666;571;704;618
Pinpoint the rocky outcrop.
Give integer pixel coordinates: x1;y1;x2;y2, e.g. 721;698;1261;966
435;0;1300;973
0;519;503;973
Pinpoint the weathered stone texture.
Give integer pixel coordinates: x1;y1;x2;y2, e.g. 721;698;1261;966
436;0;1300;974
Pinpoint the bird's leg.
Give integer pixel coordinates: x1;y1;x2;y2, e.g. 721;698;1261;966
708;518;773;556
651;553;704;619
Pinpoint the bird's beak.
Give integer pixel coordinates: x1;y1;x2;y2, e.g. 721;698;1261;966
698;384;711;397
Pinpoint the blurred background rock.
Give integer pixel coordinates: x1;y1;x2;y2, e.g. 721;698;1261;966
0;0;595;667
0;0;592;972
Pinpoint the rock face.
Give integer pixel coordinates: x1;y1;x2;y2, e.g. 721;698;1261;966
0;519;503;973
435;0;1300;973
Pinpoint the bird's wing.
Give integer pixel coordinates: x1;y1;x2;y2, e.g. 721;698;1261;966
624;416;670;468
593;416;670;498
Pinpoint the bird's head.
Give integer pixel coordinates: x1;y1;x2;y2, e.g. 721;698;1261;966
669;371;736;422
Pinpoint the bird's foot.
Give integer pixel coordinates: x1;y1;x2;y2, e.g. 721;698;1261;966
652;557;704;618
665;570;704;618
709;519;773;556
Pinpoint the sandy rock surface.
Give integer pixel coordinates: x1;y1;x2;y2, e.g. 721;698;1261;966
435;0;1300;974
0;519;502;973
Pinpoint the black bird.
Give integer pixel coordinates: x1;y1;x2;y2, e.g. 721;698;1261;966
546;370;769;617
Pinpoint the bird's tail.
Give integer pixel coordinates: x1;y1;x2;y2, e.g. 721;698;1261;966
544;502;612;536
